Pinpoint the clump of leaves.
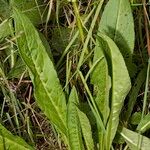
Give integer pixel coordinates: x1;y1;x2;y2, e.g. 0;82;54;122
0;0;150;150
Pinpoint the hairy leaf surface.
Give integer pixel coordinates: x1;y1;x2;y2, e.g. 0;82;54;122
0;124;33;150
13;9;67;135
67;87;83;150
97;34;131;149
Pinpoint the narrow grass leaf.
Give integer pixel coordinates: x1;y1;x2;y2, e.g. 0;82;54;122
13;8;67;136
67;87;83;150
97;34;131;149
77;108;94;150
119;127;150;150
0;123;33;150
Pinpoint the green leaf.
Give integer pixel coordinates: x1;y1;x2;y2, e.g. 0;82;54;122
119;127;150;150
137;114;150;133
67;87;84;150
99;0;134;56
130;112;142;125
77;108;94;150
91;39;110;125
0;123;33;150
11;0;48;24
97;34;131;149
125;67;147;122
7;58;26;79
0;19;11;40
0;0;10;20
91;36;111;149
99;0;135;77
13;8;67;136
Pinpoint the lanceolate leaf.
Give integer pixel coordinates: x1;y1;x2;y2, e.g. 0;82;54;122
99;0;135;56
91;39;110;125
91;37;110;149
67;87;83;150
97;34;131;149
99;0;135;77
77;108;94;150
0;124;33;150
13;9;67;135
119;127;150;150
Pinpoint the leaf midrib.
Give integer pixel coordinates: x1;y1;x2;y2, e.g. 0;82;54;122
16;11;67;135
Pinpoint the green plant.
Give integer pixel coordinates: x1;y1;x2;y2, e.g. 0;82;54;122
0;0;150;149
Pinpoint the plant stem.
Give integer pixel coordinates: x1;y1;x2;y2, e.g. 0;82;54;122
72;1;85;43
